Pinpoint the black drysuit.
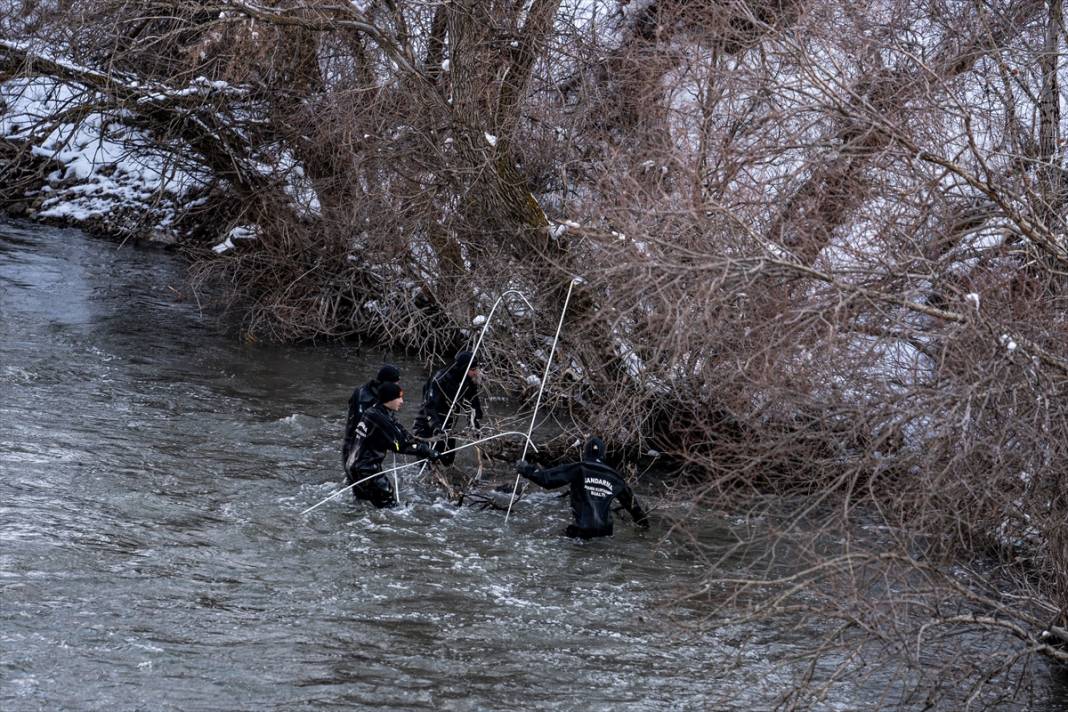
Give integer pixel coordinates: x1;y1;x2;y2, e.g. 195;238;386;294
342;379;384;468
518;439;648;539
413;362;483;466
346;403;432;508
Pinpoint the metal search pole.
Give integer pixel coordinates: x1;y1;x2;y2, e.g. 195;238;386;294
301;430;538;516
504;278;577;524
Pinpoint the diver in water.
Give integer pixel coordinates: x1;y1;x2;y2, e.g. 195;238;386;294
342;364;401;470
413;351;484;466
516;436;649;539
346;382;438;508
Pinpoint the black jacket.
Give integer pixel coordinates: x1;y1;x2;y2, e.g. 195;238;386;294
342;379;382;464
414;363;483;437
346;403;429;475
519;454;648;538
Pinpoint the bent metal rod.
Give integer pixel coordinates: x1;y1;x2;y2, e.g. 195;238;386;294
504;278;577;524
300;430;538;516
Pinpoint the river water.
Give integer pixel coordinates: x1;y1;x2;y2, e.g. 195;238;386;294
1;218;1063;711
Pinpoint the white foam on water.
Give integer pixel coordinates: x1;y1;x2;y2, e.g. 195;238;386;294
8;676;40;696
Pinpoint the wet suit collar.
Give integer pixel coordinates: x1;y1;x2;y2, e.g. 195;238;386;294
581;459;619;478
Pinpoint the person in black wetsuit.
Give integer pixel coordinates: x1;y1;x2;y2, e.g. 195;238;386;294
516;436;649;539
342;364;400;470
413;351;484;466
346;382;438;508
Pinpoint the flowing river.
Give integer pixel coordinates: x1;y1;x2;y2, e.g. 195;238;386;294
1;218;1064;711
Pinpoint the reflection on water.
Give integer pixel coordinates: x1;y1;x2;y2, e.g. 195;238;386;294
1;218;1062;711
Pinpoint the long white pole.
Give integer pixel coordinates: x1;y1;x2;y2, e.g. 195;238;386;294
301;430;538;516
504;279;577;524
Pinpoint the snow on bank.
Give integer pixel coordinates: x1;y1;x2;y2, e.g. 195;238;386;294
3;68;325;244
2;77;208;236
213;224;259;253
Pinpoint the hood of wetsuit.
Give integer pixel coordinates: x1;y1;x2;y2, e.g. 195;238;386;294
454;351;479;369
583;436;606;462
376;364;401;383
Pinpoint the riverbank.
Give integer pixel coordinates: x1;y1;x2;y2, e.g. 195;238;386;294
0;131;213;248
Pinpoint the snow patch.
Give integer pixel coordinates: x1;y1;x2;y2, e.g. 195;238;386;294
615;339;645;378
2;76;208;231
212;224;259;253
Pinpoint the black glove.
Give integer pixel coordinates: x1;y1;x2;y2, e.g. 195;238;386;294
417;444;439;462
632;507;650;529
516;459;536;477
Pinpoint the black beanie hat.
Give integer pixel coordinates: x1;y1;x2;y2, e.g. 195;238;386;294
455;351;479;368
583;436;606;462
377;364;401;383
378;382;403;403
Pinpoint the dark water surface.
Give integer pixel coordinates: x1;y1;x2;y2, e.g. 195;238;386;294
1;219;1063;711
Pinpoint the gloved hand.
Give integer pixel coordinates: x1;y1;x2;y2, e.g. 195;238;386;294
632;508;650;529
515;459;536;477
417;444;439;462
